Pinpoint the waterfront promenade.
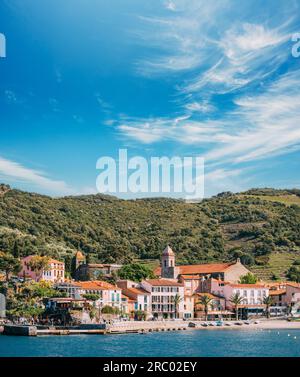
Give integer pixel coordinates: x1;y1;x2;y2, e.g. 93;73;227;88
2;319;300;336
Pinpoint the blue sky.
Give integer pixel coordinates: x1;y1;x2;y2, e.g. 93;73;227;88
0;0;300;198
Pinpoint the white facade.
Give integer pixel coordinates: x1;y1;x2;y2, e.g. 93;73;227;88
141;279;185;319
223;284;269;309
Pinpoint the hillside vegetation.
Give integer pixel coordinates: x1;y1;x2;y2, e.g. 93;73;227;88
1;184;300;279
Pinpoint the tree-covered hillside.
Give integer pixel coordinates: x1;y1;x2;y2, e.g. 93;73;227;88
1;184;300;279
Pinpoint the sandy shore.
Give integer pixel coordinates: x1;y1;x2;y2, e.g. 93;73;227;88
190;320;300;330
253;320;300;329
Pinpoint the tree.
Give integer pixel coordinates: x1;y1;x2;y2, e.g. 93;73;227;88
287;266;300;283
117;263;155;282
172;294;183;319
263;296;273;319
0;252;21;282
28;256;50;279
12;241;19;258
239;273;258;284
82;293;100;301
230;293;244;320
197;294;213;321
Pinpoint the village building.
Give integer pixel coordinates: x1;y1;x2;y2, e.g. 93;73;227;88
140;279;185;319
284;283;300;316
194;292;228;319
73;251;122;280
75;280;123;311
156;246;250;289
120;287;151;319
19;255;65;283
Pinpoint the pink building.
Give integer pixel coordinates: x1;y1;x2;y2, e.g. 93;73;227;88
201;278;269;318
75;280;123;311
284;283;300;307
19;255;65;283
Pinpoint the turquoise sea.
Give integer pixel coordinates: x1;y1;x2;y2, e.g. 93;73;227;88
1;329;300;357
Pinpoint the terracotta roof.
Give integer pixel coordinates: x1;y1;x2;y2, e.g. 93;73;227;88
211;278;230;285
180;274;201;280
122;287;150;300
286;282;300;288
195;292;222;299
77;280;120;291
144;279;184;287
75;251;85;260
49;258;64;265
87;263;104;268
230;284;267;288
155;262;235;276
269;289;286;296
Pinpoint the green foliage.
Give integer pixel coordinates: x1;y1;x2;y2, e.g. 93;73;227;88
0;251;21;281
287;266;300;282
271;273;280;281
239;272;258;284
118;263;155;282
82;293;100;301
5;281;61;319
101;305;120;315
1;186;300;278
28;255;51;273
133;310;146;320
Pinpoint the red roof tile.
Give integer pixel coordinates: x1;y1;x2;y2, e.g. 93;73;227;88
144;279;184;287
155;262;235;276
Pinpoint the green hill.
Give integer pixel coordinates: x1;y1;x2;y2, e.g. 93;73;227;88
1;184;300;279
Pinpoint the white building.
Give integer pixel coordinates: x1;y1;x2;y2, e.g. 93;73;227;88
140;279;185;319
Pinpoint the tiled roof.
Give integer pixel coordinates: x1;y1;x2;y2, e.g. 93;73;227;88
155;262;235;276
122;287;150;300
49;258;64;265
180;274;201;280
76;280;120;291
75;251;85;260
195;292;222;299
230;283;267;288
286;282;300;288
269;289;286;296
144;279;184;287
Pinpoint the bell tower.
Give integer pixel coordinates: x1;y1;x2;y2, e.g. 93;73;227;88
161;245;176;279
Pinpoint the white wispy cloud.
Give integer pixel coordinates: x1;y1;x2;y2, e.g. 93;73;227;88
117;68;300;170
0;156;74;195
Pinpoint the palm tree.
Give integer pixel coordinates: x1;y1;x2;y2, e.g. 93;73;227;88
172;294;183;319
263;296;273;319
197;294;213;321
230;293;244;321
